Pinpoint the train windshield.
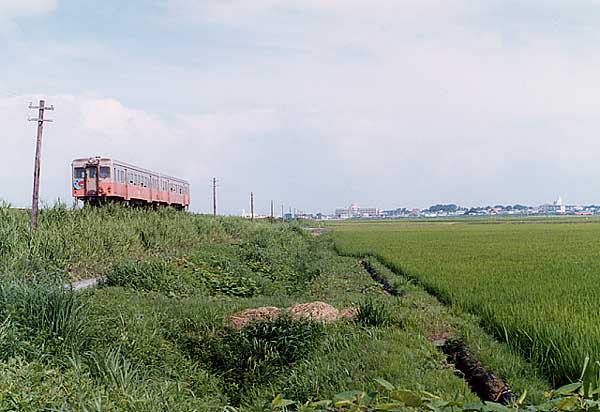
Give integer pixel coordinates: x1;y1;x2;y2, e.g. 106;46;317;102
87;167;97;178
74;168;85;179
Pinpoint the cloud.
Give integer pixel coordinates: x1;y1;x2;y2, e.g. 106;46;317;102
0;0;57;17
166;0;465;24
4;2;600;212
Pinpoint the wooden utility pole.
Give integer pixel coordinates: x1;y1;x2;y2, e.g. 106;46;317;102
212;177;217;217
28;100;54;231
270;200;274;223
250;192;254;221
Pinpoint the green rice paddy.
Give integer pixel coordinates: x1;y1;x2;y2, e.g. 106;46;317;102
331;220;600;385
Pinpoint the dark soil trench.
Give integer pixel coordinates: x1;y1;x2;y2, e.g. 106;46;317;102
359;258;515;405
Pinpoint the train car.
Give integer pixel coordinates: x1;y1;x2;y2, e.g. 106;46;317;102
72;156;190;209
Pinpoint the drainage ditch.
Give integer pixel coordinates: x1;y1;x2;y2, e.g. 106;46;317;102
359;259;404;297
360;257;515;405
440;339;515;404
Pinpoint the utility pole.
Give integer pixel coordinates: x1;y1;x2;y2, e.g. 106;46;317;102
281;204;285;221
250;192;254;221
212;177;218;217
270;200;274;224
28;100;54;231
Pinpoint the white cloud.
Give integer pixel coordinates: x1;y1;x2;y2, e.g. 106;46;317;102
167;0;466;24
5;2;600;212
0;0;57;17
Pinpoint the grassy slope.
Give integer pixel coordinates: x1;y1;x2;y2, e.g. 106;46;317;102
0;207;549;410
331;220;600;386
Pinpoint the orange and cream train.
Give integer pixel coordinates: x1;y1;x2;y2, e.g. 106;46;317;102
72;157;190;209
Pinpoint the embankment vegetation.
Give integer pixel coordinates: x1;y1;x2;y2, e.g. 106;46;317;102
0;206;556;410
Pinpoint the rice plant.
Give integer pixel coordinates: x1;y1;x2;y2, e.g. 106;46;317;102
332;220;600;386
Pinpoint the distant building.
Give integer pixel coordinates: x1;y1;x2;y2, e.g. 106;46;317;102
555;196;566;214
334;203;380;219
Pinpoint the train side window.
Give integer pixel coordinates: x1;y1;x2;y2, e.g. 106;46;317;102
100;167;111;179
74;168;85;179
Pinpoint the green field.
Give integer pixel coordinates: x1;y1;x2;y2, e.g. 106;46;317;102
13;206;600;409
0;205;513;411
331;220;600;386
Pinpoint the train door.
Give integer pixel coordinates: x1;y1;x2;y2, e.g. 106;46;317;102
86;165;98;194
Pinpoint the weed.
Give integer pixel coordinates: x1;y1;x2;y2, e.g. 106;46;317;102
356;298;394;327
202;315;324;405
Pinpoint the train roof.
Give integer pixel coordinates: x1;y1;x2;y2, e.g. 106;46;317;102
72;157;190;185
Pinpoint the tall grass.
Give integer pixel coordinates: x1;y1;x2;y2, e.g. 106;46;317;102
0;280;88;359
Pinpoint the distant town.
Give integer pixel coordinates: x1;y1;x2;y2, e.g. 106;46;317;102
262;197;600;220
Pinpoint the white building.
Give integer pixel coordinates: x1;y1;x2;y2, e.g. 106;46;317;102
334;203;380;219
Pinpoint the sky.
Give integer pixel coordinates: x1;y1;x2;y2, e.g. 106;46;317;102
2;1;600;214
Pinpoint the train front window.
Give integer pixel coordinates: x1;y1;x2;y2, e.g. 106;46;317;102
99;167;111;179
87;167;97;178
74;168;85;179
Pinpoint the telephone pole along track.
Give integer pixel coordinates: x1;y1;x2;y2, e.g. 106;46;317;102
28;100;54;231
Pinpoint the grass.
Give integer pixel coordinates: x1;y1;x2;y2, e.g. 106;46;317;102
0;205;552;410
331;220;600;387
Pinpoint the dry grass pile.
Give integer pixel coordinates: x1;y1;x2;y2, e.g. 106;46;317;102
290;302;339;323
339;307;359;320
229;302;359;329
229;306;281;329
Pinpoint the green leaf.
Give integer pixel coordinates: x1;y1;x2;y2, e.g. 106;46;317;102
374;378;396;391
463;402;486;411
390;390;423;407
272;393;282;408
333;390;365;406
279;400;296;408
373;402;405;411
481;402;511;412
555;383;582;396
554;396;579;410
579;356;590;382
517;390;527;405
308;400;331;407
